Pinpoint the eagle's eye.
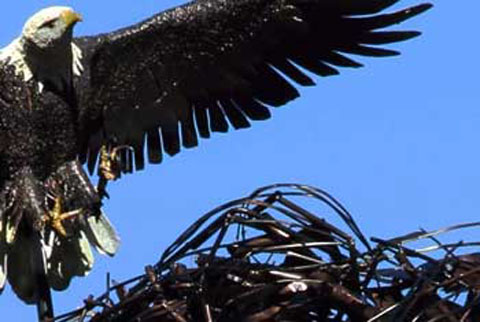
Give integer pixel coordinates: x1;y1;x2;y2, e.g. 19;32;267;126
39;18;57;29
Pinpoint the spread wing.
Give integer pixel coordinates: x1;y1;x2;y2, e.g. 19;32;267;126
74;0;432;174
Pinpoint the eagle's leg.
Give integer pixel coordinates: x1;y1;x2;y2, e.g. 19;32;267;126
44;160;101;236
98;145;121;182
9;167;81;238
97;144;131;200
47;160;120;255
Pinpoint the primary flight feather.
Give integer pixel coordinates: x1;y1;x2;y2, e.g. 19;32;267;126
0;0;431;304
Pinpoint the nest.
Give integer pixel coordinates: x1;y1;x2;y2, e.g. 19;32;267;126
54;184;480;321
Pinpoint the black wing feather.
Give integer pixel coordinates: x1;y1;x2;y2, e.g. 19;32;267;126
221;99;251;130
147;128;163;164
75;0;432;172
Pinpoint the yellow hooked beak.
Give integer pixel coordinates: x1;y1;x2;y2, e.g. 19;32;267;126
61;10;83;27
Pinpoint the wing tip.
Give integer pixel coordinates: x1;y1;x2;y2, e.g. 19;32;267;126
405;30;422;41
416;3;434;13
401;3;434;21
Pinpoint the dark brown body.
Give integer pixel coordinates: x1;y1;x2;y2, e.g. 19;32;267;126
0;63;101;302
0;62;99;214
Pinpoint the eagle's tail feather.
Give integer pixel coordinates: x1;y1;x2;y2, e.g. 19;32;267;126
5;225;54;320
6;225;45;304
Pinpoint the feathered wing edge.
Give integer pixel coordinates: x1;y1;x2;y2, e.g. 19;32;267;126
76;0;432;175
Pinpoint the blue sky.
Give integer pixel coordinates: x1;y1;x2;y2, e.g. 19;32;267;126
0;0;479;319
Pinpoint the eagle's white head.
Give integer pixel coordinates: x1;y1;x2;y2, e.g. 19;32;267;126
22;6;82;49
0;6;84;92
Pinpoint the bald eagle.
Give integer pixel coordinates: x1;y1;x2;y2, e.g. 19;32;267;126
0;0;430;306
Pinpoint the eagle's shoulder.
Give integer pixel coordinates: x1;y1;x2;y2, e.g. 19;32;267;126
0;38;33;83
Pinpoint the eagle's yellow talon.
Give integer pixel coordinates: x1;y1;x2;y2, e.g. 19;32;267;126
99;145;120;182
45;197;83;237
